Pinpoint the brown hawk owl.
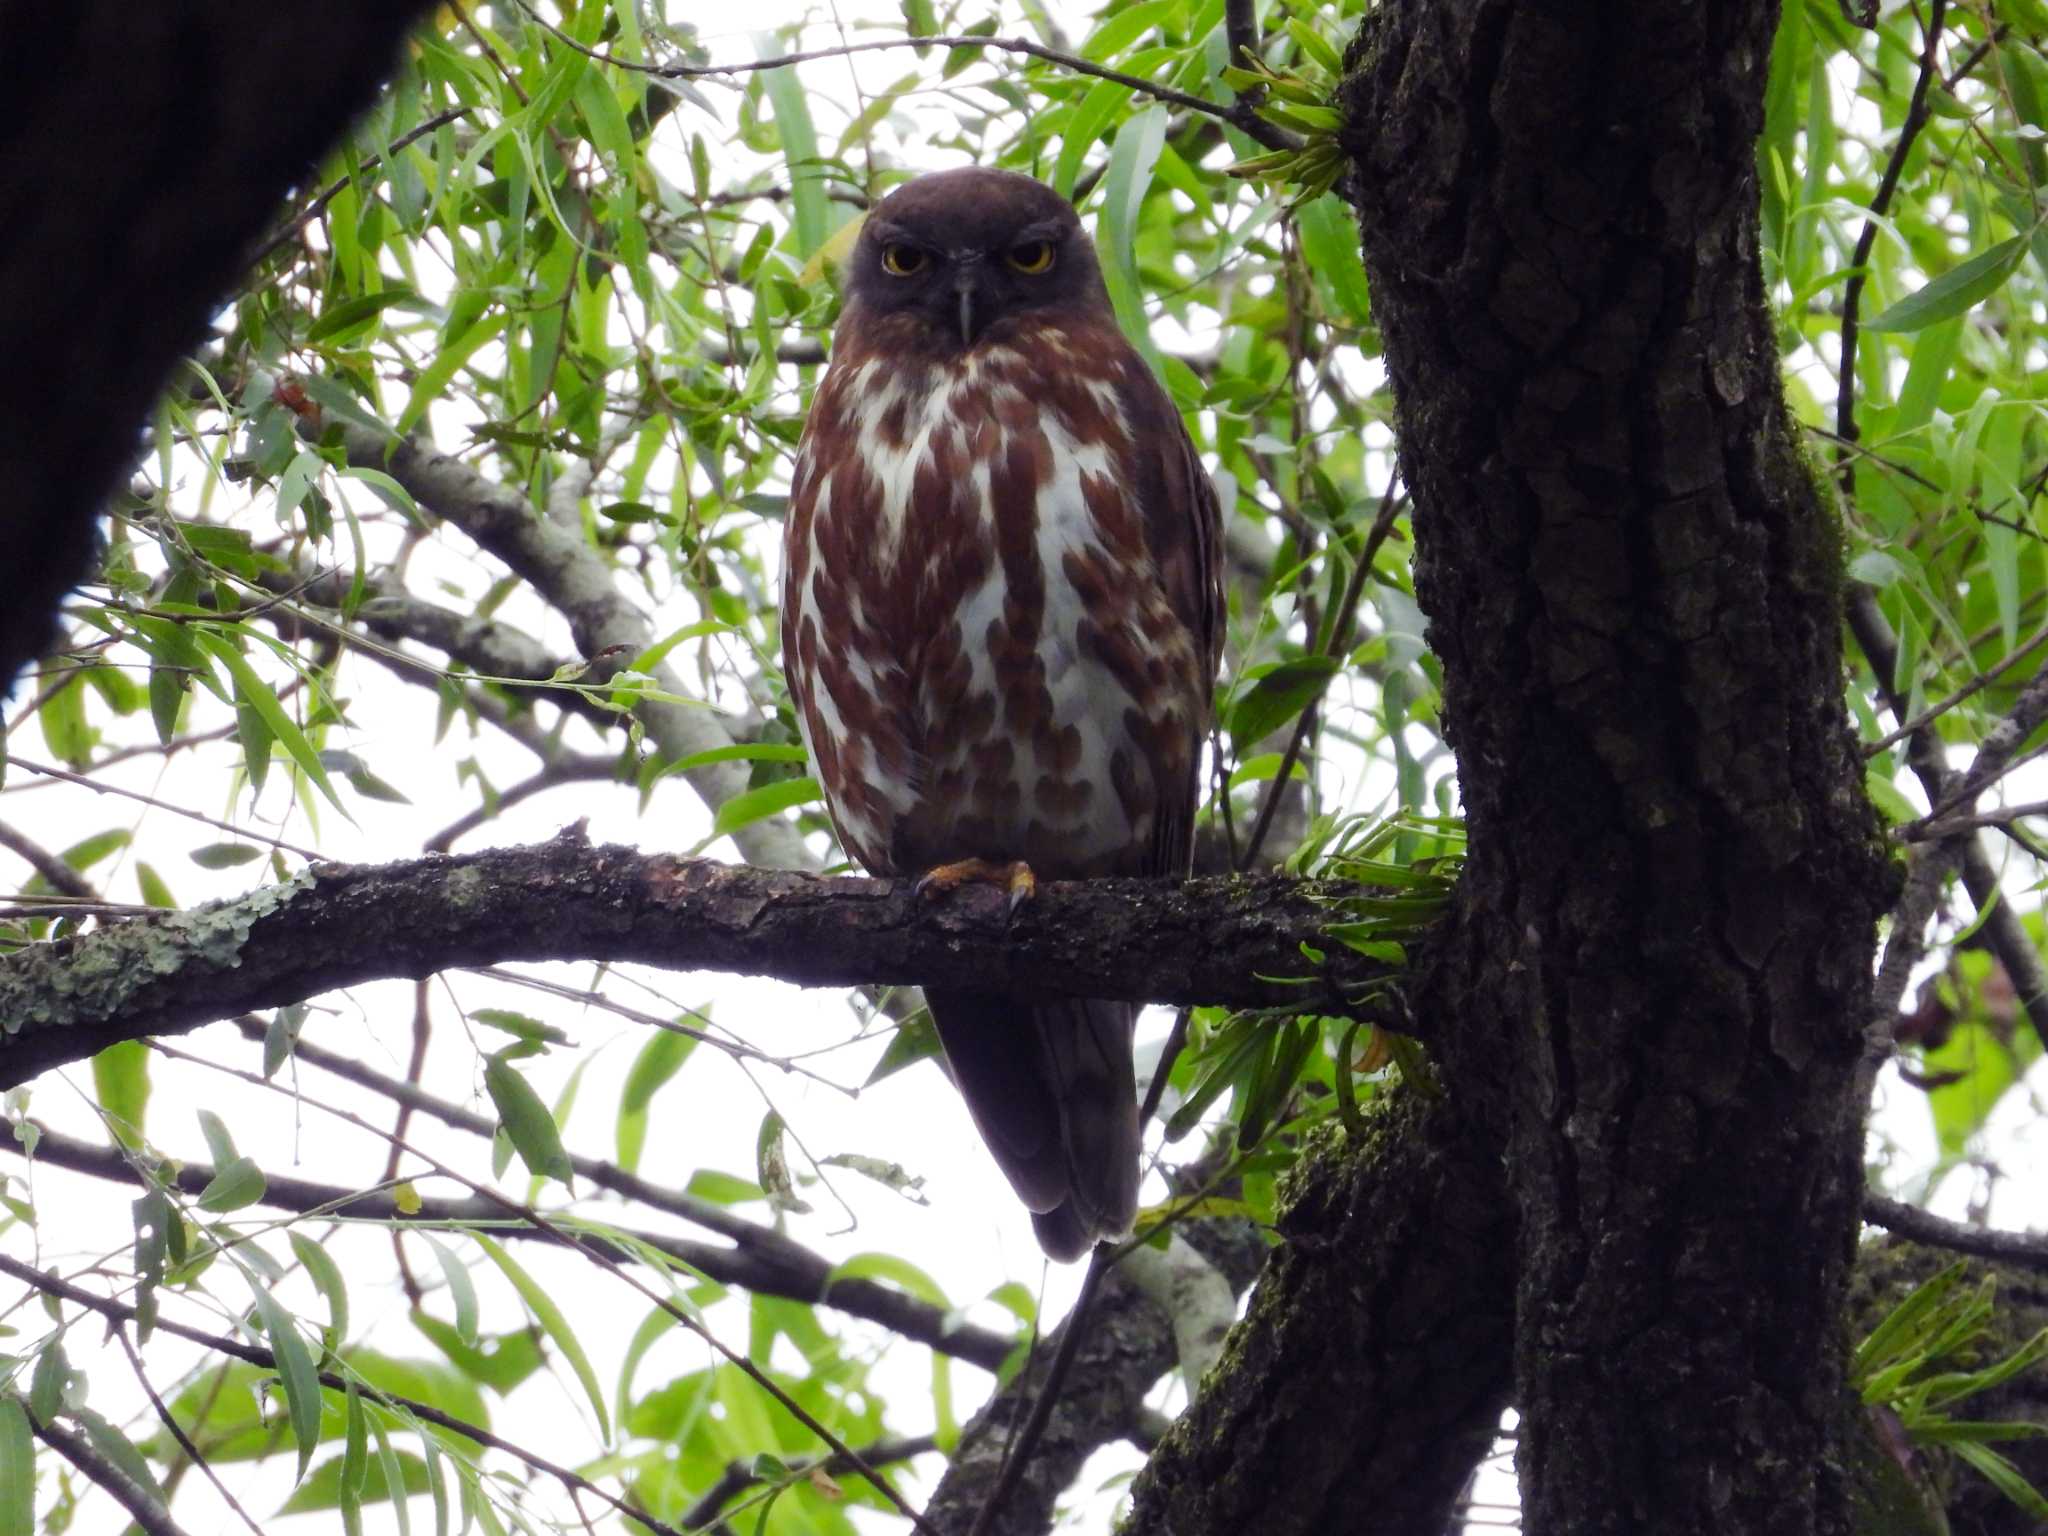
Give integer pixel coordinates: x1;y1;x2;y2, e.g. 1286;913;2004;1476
781;167;1224;1260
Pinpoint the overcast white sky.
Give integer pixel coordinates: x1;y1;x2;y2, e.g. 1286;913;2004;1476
5;4;2047;1534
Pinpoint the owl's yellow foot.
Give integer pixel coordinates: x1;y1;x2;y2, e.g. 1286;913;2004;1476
914;858;1037;917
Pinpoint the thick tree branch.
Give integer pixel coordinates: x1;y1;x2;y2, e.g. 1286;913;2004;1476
0;830;1401;1089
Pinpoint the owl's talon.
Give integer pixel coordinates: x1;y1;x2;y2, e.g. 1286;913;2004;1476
916;858;1038;917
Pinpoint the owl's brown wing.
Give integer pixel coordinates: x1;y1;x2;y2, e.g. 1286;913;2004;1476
1114;353;1227;877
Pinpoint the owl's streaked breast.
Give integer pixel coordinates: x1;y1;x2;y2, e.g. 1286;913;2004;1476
782;323;1204;880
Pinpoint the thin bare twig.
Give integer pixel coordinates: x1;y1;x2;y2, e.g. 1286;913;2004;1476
1903;798;2048;840
114;1327;268;1536
5;753;321;860
1865;1195;2048;1270
1834;0;1949;462
250;106;473;267
1863;621;2048;758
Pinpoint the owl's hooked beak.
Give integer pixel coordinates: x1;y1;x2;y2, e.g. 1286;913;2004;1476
951;252;990;348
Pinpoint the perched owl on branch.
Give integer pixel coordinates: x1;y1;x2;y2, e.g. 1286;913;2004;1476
782;167;1224;1260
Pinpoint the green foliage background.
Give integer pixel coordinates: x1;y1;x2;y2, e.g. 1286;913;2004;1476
2;0;2046;1531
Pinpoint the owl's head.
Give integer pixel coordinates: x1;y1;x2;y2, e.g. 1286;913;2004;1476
842;168;1113;352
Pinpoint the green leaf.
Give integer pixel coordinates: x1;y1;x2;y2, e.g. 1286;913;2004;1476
38;677;93;769
29;1344;68;1424
189;841;264;868
0;1395;32;1536
396;309;509;440
1053;79;1134;201
75;1408;168;1510
1227;654;1341;749
864;1012;942;1085
573;71;638;177
52;827;129;874
1952;1440;2048;1518
1866;236;2027;333
193;629;344;811
134;863;176;909
291;1231;351;1352
409;1312;545;1394
321;750;413;805
469;1233;611;1443
1098;103;1170;372
470;1009;567;1045
250;1281;324;1484
197;1156;267;1212
685;1169;765;1206
1855;1261;1966;1384
1923;1015;2041;1158
617;1028;696;1174
758;48;827;258
421;1235;479;1347
706;776;821;842
482;1055;574;1185
340;1381;368;1536
1295;194;1371;323
196;1107;237;1165
306;287;427;344
92;1039;150;1149
1891;315;1961;436
754;1110;811;1214
280;1447;431;1515
825;1252;948;1307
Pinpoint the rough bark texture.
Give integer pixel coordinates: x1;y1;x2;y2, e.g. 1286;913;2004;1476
0;829;1398;1088
1338;3;1893;1533
0;1;435;697
1124;1088;1516;1535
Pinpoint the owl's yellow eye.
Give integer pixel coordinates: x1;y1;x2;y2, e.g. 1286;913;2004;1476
880;244;927;277
1005;240;1056;275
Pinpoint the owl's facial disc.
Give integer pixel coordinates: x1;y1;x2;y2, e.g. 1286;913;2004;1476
857;199;1085;354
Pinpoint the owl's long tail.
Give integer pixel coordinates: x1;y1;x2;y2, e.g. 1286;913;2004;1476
924;988;1141;1263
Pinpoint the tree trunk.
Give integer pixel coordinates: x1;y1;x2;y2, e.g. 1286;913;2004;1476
0;1;432;694
1337;2;1892;1532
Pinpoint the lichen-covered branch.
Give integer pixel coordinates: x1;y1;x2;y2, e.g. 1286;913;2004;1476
0;829;1401;1089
